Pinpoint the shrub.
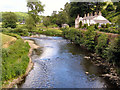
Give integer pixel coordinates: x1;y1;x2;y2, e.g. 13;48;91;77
106;36;120;67
106;23;110;28
2;39;30;82
2;12;17;28
79;21;82;28
83;24;88;28
83;26;96;51
101;24;106;28
95;34;108;57
94;23;99;29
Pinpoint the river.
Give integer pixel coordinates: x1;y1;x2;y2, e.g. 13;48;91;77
19;35;115;88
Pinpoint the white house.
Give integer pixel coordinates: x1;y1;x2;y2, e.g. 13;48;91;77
75;11;111;28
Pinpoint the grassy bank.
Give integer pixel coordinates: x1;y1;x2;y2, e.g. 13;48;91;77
2;33;30;86
61;27;120;75
1;33;17;48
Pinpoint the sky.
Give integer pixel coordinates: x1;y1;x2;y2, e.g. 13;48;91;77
0;0;70;16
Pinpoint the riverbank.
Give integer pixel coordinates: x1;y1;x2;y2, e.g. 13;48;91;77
2;40;39;88
31;33;120;87
84;53;120;87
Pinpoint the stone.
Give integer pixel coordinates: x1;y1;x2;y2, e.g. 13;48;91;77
85;72;89;75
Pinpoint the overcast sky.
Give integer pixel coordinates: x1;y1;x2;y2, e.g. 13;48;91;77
0;0;70;16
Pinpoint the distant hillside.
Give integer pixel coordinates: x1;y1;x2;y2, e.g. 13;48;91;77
0;12;28;22
14;12;28;22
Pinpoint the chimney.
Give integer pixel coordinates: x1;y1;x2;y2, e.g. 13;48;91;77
91;13;93;16
84;14;86;17
87;13;89;17
77;14;80;19
99;11;102;16
94;12;97;16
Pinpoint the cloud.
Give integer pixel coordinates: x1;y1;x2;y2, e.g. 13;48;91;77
0;0;70;16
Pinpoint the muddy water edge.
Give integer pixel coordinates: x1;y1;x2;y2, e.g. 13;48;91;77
18;35;118;88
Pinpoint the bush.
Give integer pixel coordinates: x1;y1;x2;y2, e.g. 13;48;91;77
2;39;30;82
106;36;120;67
83;24;88;28
106;23;110;28
95;34;108;57
14;28;29;36
2;12;17;28
94;23;99;29
83;26;96;51
101;24;106;28
41;29;62;36
79;21;82;28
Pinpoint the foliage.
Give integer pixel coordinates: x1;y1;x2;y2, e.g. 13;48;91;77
14;12;28;22
2;12;17;28
43;16;51;28
101;24;106;28
99;28;119;34
42;29;62;36
25;15;35;31
106;4;115;11
94;23;99;29
2;37;30;82
106;23;110;28
27;0;44;24
106;36;120;67
95;34;108;57
83;27;96;51
79;21;82;28
83;24;88;29
116;2;120;12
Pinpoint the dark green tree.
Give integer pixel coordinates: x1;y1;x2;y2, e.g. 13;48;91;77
2;12;17;28
106;4;115;11
43;16;50;28
25;15;35;31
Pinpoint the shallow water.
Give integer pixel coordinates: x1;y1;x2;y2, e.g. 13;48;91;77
19;35;115;88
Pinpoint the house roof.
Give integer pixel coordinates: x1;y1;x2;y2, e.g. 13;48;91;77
94;20;111;24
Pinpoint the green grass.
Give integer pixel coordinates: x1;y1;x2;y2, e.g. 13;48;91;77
0;33;16;48
2;33;30;84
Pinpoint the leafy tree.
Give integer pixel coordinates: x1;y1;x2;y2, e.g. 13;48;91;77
56;10;68;27
2;12;17;28
43;16;50;28
27;0;44;24
106;4;115;11
25;15;35;31
114;1;120;12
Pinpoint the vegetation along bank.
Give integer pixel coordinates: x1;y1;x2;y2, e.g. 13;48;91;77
1;33;40;88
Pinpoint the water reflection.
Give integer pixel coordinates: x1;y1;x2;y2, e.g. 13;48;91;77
20;35;115;88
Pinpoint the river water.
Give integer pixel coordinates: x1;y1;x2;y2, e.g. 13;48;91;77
19;35;115;88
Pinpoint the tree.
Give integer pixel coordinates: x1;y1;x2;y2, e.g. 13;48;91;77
2;12;17;28
114;2;120;12
106;4;115;11
25;15;35;31
27;0;44;24
43;16;50;28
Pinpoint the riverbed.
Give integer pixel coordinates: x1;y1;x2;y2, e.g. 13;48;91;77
19;35;115;88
